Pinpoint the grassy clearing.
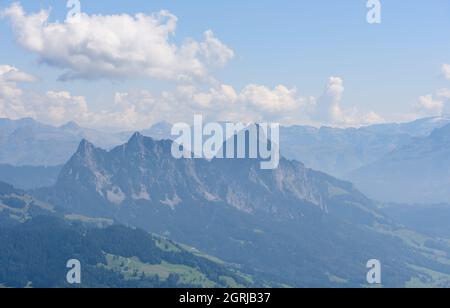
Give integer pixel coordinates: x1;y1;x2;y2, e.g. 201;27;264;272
154;236;182;253
103;254;217;287
406;265;450;288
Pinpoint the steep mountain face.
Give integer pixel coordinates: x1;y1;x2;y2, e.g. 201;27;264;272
39;134;450;287
348;123;450;204
280;116;450;177
0;181;253;288
50;133;379;221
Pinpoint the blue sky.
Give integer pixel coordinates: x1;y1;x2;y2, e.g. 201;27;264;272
1;0;450;128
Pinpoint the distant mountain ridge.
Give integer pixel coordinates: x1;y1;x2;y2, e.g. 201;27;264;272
348;122;450;203
0;118;127;166
3;116;450;204
280;116;450;176
2;116;449;172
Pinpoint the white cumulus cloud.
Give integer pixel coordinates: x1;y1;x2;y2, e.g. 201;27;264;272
413;65;450;119
2;3;234;81
415;94;444;117
0;63;384;129
0;65;91;125
415;88;450;117
442;64;450;80
312;77;383;126
33;91;90;125
0;65;35;119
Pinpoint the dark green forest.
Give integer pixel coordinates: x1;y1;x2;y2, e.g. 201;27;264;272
0;216;253;288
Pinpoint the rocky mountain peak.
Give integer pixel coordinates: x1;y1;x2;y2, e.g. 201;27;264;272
77;139;96;155
129;131;145;142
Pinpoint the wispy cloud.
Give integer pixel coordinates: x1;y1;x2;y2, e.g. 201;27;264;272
414;64;450;118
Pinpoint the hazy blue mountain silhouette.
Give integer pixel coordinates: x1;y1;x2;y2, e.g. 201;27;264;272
280;116;450;176
2;116;449;173
348;123;450;203
0;118;127;166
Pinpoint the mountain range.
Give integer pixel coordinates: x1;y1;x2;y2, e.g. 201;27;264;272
2;115;450;286
33;133;450;287
0;118;127;166
3;116;450;204
280;116;450;177
348;123;450;203
2;116;449;173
